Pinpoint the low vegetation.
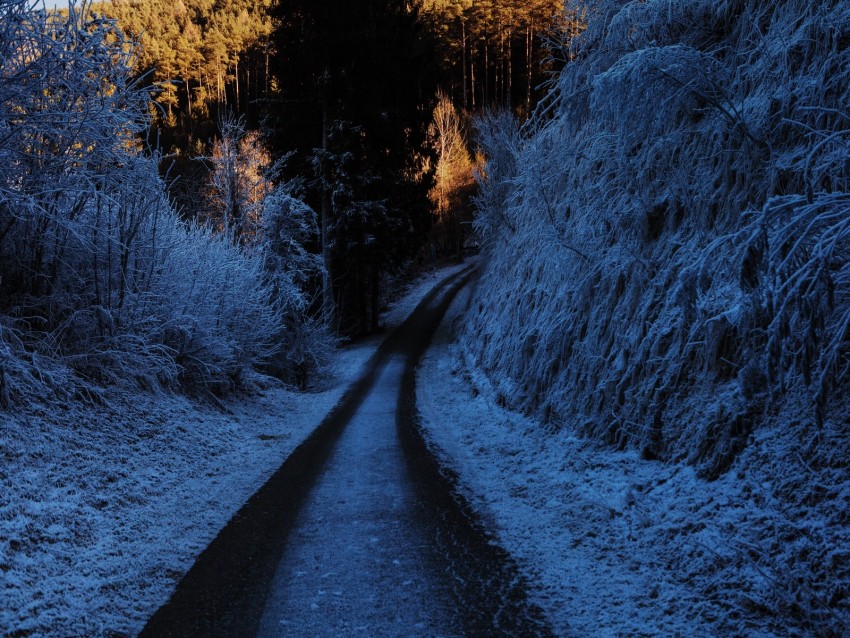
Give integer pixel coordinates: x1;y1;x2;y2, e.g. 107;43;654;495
464;3;850;630
0;1;328;406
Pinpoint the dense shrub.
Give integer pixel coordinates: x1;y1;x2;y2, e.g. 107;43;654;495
465;0;850;476
0;1;285;404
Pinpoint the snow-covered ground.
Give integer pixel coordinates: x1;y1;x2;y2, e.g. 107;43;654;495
0;261;469;637
418;280;850;637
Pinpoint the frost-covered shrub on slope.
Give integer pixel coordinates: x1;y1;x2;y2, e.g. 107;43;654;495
0;0;282;402
262;184;336;388
466;0;850;477
201;116;335;388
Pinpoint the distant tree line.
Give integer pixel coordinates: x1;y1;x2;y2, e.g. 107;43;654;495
3;0;575;386
85;0;579;338
95;0;272;131
420;0;582;114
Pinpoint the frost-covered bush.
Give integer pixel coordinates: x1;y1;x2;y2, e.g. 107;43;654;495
262;184;336;388
471;109;523;249
463;5;850;629
466;0;850;473
0;0;283;402
200;116;336;388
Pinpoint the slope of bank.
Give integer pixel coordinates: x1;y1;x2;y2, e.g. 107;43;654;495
468;0;850;475
418;279;850;637
0;262;469;637
450;1;850;633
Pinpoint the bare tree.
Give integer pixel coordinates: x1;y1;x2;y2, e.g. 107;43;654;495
203;114;273;245
428;91;475;256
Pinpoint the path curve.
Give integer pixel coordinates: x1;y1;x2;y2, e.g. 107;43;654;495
141;266;551;637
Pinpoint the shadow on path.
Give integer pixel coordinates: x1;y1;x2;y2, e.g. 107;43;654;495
140;266;552;637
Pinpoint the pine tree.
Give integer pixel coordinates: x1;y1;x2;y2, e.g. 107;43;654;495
420;0;575;114
271;0;438;335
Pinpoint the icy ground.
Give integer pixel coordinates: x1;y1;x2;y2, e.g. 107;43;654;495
417;282;850;637
0;261;469;637
256;356;462;637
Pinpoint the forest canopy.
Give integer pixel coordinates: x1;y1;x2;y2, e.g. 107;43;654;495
420;0;582;114
95;0;272;123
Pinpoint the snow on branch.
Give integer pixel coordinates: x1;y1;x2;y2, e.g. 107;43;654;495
466;0;850;474
0;0;292;404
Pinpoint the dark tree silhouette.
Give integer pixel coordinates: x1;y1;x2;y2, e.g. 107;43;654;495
271;0;438;335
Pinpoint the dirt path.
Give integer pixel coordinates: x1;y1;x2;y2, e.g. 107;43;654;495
255;354;460;636
141;265;550;637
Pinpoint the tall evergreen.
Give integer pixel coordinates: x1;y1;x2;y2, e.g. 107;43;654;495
420;0;575;114
271;0;438;335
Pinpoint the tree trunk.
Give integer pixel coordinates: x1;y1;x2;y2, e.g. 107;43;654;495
526;25;533;114
496;29;502;103
217;64;223;105
484;41;489;106
321;100;334;327
462;21;467;110
370;265;380;333
235;57;240;112
470;45;476;110
505;29;514;108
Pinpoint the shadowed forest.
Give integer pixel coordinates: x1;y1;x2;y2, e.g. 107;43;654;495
0;0;571;400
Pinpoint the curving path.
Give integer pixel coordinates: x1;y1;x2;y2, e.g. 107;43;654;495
141;266;551;637
255;354;460;636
